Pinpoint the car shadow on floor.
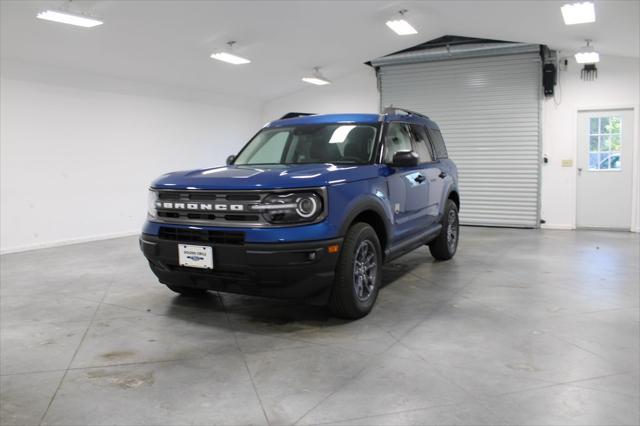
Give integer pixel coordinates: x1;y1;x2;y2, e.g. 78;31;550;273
162;259;427;331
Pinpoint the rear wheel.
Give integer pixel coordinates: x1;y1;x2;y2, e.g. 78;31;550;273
166;285;208;297
329;223;382;319
429;199;459;260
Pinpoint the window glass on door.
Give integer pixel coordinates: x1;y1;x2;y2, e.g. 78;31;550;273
589;116;622;171
410;124;434;163
427;129;449;159
384;123;413;163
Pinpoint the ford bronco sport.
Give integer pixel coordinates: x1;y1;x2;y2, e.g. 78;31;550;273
140;107;459;318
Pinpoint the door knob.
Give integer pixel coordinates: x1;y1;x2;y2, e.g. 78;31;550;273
577;167;583;176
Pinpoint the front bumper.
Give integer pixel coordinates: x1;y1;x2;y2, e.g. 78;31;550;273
139;234;342;303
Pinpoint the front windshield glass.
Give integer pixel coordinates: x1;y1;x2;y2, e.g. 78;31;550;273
234;124;378;165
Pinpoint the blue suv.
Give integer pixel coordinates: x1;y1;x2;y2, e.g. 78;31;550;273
140;108;459;318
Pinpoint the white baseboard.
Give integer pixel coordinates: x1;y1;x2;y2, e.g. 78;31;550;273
1;230;139;255
541;224;575;230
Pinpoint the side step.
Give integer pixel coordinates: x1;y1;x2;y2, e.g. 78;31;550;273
384;224;442;263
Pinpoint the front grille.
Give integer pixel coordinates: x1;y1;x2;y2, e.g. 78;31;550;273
155;190;268;226
159;227;245;245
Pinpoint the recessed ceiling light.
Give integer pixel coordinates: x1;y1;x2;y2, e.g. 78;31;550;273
210;41;251;65
302;67;331;86
37;10;103;27
561;2;595;25
386;10;418;35
575;39;600;64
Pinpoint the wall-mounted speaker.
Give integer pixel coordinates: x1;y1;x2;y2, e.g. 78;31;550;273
543;63;557;96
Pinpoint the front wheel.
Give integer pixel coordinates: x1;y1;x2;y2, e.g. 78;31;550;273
329;223;382;319
429;199;459;260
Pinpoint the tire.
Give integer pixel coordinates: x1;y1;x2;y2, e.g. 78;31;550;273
329;223;382;319
429;199;459;261
166;285;208;297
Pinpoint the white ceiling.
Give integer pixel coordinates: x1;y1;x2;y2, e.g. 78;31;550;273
1;0;638;102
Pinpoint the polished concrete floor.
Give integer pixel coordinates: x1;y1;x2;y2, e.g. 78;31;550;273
1;227;638;426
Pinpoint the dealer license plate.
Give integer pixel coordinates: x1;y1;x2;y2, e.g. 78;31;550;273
178;244;214;269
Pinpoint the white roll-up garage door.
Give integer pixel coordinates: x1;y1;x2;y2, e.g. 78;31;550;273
377;51;542;227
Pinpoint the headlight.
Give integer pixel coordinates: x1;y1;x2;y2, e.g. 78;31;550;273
252;192;323;224
147;190;158;218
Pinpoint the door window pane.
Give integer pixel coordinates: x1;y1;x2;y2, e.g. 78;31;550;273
588;116;622;171
610;135;621;152
384;123;413;163
410;124;434;163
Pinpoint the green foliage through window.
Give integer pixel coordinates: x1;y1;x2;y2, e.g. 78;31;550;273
588;116;622;171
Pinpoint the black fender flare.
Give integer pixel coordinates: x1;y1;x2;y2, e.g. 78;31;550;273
338;195;393;250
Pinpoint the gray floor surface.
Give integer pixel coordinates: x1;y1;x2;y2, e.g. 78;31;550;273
0;227;638;426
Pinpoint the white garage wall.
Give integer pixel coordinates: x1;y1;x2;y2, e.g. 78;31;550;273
263;56;640;232
261;66;379;123
0;78;261;253
541;55;640;231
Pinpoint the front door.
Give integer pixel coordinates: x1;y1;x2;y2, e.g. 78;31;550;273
384;122;429;241
576;109;634;229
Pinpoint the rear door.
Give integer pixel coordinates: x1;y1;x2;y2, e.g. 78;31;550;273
410;124;441;227
384;122;430;241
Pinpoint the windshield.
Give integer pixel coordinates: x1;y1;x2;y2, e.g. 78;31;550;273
234;124;378;165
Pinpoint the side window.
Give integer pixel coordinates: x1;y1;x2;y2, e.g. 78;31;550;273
428;128;448;159
383;123;413;163
410;125;434;163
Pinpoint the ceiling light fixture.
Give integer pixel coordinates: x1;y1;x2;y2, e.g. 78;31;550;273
386;9;418;35
302;67;331;86
561;2;596;25
575;39;600;64
210;41;251;65
36;9;103;27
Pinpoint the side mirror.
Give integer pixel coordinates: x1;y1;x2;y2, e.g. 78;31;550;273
391;151;419;167
226;155;236;165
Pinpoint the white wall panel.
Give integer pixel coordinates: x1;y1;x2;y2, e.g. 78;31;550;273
0;78;261;253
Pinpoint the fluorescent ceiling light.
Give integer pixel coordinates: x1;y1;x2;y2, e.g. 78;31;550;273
302;67;331;86
561;2;595;25
210;41;251;65
210;52;251;65
386;9;417;35
386;19;417;35
37;10;103;27
302;77;330;86
575;51;600;64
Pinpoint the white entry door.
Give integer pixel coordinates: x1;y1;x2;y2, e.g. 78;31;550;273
577;109;634;229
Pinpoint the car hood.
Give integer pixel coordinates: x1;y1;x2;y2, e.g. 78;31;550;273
151;163;382;190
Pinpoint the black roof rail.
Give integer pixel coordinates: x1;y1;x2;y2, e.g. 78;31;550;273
279;112;316;120
382;106;429;120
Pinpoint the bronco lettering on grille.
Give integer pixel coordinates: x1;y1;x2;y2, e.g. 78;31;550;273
156;202;244;211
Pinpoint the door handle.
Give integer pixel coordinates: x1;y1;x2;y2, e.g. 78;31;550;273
577;167;583;176
414;174;426;183
438;171;447;179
